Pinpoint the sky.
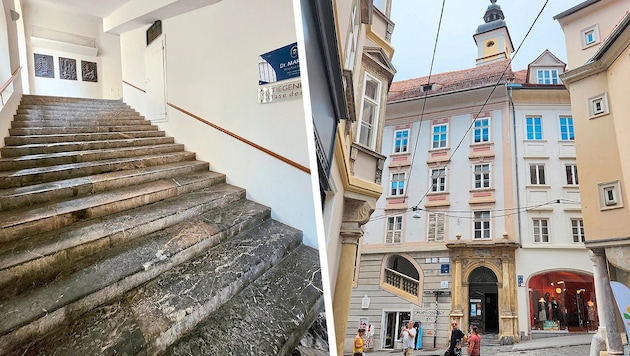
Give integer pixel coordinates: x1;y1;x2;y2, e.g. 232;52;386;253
389;0;586;81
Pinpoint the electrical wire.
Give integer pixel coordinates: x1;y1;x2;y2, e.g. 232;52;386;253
410;0;550;210
401;0;446;204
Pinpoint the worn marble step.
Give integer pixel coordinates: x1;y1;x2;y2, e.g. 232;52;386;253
4;130;166;146
0;171;221;244
11;118;150;128
0;160;210;211
0;151;195;189
0;137;176;158
21;95;125;105
0;197;272;352
16;106;137;114
9;124;158;136
0;143;184;175
0;182;241;298
168;244;323;355
12;113;142;122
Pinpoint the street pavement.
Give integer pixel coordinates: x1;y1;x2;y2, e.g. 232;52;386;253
348;333;595;356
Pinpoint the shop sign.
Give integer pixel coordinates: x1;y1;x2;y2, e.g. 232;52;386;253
258;42;300;85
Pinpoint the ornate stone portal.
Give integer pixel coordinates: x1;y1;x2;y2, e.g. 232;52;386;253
447;242;520;344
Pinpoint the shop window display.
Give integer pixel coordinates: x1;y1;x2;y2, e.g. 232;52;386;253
528;271;597;332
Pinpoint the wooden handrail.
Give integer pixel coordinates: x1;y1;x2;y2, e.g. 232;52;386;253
0;67;22;101
122;80;146;93
167;102;311;174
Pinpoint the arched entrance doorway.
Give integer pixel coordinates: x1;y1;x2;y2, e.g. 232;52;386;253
528;271;596;332
468;266;499;333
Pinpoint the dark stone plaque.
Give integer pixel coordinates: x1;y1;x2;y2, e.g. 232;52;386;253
81;61;97;82
146;20;162;46
59;57;77;80
34;53;54;78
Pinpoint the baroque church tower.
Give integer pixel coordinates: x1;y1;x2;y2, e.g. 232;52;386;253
473;0;514;65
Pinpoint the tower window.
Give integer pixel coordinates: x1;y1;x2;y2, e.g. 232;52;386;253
486;41;495;47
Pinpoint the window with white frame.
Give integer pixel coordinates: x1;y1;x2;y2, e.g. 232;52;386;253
533;218;550;243
386;215;403;244
581;24;600;48
431;123;448;149
588;93;609;118
473;163;491;189
357;74;382;149
390;172;406;196
473;117;490;143
473;211;491;239
430;168;447;192
598;181;623;209
559;116;574;140
529;164;546;185
571;219;585;243
394;129;410;153
344;0;360;71
427;212;445;242
537;69;559;85
565;164;579;186
526;116;543;140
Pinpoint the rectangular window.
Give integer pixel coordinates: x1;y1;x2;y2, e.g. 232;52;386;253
427;212;445;242
571;219;585;243
432;123;448;149
536;69;559;84
473;211;491;239
530;164;546;185
390;172;406;196
430;168;447;192
559;116;574;140
344;1;360;71
526;117;543;140
473;164;491;189
473;117;490;143
386;215;403;244
585;30;595;44
394;129;410;153
533;218;550;243
565;164;579;185
357;74;382;149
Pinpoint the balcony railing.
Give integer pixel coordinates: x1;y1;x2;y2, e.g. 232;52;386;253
384;268;419;296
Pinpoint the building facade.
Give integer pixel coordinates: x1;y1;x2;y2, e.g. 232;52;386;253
556;0;630;355
303;0;396;353
347;1;595;351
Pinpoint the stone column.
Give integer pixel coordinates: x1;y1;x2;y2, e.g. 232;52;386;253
452;258;463;313
333;198;373;356
589;249;623;355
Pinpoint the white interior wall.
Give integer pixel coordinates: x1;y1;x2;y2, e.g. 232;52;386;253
120;0;319;247
1;0;22;145
22;1;121;99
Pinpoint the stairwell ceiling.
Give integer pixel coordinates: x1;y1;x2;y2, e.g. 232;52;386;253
22;0;130;18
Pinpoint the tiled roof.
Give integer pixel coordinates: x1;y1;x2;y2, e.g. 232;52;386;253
388;59;514;103
513;69;527;84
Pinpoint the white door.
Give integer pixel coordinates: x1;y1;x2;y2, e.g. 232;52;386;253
145;35;167;122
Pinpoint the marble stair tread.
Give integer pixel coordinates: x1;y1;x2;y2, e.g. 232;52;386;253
15;109;138;116
0;151;196;189
0;137;176;158
0;160;211;211
0;183;243;291
0;171;222;243
10;118;150;128
0;199;274;347
4;130;166;146
168;244;323;356
9;124;159;136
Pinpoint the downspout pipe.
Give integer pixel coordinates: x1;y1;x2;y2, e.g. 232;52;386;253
507;83;523;247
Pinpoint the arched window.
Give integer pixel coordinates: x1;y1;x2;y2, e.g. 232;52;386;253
382;254;421;300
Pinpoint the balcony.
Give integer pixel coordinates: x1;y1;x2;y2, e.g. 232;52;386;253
384;268;419;296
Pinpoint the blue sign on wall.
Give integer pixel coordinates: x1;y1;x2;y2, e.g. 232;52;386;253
518;274;524;287
259;42;300;85
441;264;450;274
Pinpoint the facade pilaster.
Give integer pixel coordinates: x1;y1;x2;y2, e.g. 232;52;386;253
589;249;623;355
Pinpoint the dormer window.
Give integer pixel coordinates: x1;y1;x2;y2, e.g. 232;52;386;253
422;84;433;92
537;69;559;84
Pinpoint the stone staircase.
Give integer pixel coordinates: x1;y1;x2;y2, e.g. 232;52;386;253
0;95;324;355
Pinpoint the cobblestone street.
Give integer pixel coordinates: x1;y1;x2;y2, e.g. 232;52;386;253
480;344;590;356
